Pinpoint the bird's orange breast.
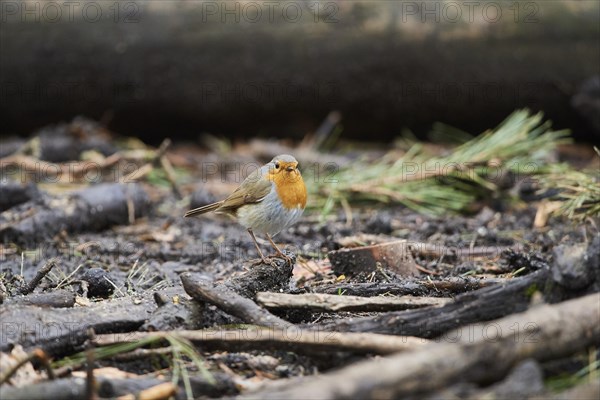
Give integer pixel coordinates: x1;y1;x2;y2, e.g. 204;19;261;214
271;171;307;210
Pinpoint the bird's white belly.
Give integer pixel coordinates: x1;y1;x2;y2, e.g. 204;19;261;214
236;189;304;236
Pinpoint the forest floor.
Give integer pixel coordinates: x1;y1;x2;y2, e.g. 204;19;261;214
1;117;598;399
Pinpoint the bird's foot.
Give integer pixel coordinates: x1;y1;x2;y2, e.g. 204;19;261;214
251;257;285;267
269;249;296;265
249;250;295;267
249;256;272;267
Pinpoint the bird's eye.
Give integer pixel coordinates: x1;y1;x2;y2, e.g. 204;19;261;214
274;162;280;169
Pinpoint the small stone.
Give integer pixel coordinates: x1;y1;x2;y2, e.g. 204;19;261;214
551;243;591;290
81;268;115;298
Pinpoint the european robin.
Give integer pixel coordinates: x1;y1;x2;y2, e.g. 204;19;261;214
184;154;307;263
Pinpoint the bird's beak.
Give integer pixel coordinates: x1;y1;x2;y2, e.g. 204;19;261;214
286;166;295;172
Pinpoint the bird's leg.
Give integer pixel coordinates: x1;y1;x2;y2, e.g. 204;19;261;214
247;228;270;264
266;233;292;263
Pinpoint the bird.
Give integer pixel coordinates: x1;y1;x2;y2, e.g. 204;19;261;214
184;154;307;264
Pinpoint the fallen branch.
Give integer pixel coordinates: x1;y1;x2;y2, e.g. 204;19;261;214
255;292;451;312
181;273;293;329
333;235;521;261
419;277;509;292
121;138;171;183
311;268;549;336
240;292;600;399
93;328;429;356
0;183;150;246
121;138;183;199
0;377;88;400
85;347;95;400
20;258;58;294
409;242;523;260
7;289;76;308
314;277;502;298
159;154;182;199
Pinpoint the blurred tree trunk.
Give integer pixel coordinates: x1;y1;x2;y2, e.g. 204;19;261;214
1;1;598;141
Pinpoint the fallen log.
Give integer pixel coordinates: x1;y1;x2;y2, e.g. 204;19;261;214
256;292;451;312
239;292;600;399
0;180;40;212
3;3;597;141
314;239;600;337
310;268;550;336
93;329;429;356
4;117;116;163
0;183;150;246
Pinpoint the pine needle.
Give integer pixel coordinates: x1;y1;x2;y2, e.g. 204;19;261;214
309;109;572;216
541;161;600;221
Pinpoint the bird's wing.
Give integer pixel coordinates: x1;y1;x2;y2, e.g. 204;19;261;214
216;168;272;213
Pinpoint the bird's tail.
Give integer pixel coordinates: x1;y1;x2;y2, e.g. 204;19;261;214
184;201;224;217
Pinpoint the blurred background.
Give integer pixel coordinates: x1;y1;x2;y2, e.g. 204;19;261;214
1;5;599;394
2;0;599;143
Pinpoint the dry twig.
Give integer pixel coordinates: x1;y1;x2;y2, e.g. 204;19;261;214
93;329;429;356
240;293;600;399
255;292;451;312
